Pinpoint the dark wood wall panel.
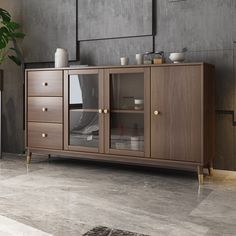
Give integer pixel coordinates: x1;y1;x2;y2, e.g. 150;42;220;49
77;0;153;40
234;43;236;122
215;114;234;170
1;0;24;154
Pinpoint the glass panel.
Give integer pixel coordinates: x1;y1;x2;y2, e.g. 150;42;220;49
110;73;144;110
69;73;99;148
69;111;99;148
69;74;98;109
110;113;144;151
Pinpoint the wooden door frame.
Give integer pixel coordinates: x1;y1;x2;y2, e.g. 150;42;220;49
104;67;150;158
64;69;104;153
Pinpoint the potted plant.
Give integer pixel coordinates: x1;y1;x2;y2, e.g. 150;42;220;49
0;7;25;90
0;8;25;158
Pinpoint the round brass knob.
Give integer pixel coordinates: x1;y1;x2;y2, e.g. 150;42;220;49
42;133;48;138
154;110;160;115
42;82;48;86
42;107;48;112
103;109;109;114
98;109;103;114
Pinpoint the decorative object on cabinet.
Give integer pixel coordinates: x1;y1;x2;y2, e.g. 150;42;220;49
169;48;187;64
55;48;68;68
25;63;215;184
120;57;129;66
153;51;165;64
169;52;185;63
135;54;143;65
143;52;153;64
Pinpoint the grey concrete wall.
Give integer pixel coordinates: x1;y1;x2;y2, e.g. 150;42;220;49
0;0;24;153
80;36;153;66
22;0;77;63
77;0;153;40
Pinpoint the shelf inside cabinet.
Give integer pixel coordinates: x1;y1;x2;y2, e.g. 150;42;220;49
69;109;99;112
111;109;144;114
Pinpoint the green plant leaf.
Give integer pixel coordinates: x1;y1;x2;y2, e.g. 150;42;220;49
8;55;21;65
0;8;11;22
0;8;25;66
0;27;9;49
3;21;20;31
8;31;25;39
11;38;24;65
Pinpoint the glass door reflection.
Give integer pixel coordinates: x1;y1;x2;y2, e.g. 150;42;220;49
69;73;99;149
108;72;145;153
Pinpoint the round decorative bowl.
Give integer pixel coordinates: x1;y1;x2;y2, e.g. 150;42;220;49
169;52;185;63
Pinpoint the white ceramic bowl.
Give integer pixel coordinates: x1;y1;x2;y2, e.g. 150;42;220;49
169;52;185;63
134;99;144;105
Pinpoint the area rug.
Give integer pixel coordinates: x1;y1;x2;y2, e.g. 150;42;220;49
83;226;149;236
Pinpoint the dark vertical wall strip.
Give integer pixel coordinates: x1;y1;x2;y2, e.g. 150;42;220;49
152;0;157;53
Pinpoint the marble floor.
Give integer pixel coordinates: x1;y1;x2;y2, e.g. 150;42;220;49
0;153;236;236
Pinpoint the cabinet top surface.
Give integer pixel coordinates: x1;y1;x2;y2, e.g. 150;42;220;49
25;62;214;72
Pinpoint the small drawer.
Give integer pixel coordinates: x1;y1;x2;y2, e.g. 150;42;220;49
28;97;63;123
27;70;63;97
28;122;63;150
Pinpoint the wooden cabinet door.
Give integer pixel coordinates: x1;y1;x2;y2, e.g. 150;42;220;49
64;69;105;153
151;66;202;162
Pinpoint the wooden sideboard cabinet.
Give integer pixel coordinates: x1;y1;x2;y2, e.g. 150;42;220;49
25;63;215;184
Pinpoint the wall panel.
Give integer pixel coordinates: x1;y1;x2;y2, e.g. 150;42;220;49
155;0;234;52
77;0;153;40
22;0;77;63
80;36;153;66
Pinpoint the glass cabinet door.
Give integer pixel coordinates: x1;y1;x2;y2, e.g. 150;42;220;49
65;70;103;152
105;68;150;157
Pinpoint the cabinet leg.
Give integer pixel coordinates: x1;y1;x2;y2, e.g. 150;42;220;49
208;162;214;176
27;151;32;164
197;166;204;185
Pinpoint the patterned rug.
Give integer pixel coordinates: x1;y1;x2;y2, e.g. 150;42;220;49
83;226;149;236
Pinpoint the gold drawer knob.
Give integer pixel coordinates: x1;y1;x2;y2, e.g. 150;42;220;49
42;82;48;86
42;133;48;138
98;109;103;114
42;107;48;112
154;110;160;115
103;109;109;114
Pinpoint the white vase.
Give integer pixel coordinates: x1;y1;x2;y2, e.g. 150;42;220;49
55;48;68;68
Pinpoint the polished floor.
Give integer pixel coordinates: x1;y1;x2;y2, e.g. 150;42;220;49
0;153;236;236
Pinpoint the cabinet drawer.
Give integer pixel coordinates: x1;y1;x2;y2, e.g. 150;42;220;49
28;122;63;149
27;71;63;96
28;97;62;123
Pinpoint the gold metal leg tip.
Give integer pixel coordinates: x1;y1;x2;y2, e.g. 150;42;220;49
198;174;204;185
209;167;214;176
27;156;31;164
